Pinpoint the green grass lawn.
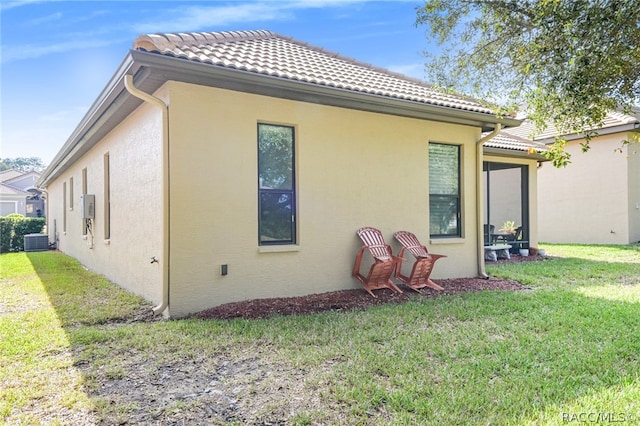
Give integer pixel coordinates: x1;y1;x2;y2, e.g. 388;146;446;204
1;245;639;425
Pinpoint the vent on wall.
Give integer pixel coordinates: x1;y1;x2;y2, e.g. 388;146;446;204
24;234;49;252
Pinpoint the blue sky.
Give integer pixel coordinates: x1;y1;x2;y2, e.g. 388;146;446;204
1;0;437;165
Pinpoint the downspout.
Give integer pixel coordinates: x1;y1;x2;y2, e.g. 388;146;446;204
124;74;170;316
476;123;502;279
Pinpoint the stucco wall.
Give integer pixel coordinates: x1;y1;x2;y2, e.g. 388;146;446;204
45;97;164;304
537;133;632;244
627;138;640;243
166;82;484;317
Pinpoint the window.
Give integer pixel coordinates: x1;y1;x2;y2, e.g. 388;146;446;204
104;153;110;239
62;182;67;232
69;177;74;210
82;168;87;194
258;123;296;245
82;168;88;235
429;143;461;237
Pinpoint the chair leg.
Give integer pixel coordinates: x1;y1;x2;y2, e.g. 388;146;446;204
402;257;445;292
384;278;403;294
425;279;444;291
354;258;403;297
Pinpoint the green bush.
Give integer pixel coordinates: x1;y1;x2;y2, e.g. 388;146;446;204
0;214;46;252
0;217;11;253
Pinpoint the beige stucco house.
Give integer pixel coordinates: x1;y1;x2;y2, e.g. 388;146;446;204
1;170;45;217
506;111;640;244
38;30;546;317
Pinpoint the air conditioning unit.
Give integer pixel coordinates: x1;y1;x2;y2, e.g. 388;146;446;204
80;194;95;219
24;234;49;252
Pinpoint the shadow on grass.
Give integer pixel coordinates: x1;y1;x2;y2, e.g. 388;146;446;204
25;251;154;327
19;250;640;425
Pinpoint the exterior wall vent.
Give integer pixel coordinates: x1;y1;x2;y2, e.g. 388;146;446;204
24;234;49;252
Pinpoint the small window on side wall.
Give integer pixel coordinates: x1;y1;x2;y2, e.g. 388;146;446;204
63;181;67;232
104;153;111;240
258;123;296;245
82;168;88;235
69;177;74;210
429;142;461;238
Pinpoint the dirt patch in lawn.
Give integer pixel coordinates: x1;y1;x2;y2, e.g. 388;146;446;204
69;257;540;425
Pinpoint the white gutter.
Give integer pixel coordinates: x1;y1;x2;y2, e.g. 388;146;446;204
124;74;170;316
476;123;502;279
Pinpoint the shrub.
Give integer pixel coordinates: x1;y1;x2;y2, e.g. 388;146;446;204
0;217;11;253
0;214;46;252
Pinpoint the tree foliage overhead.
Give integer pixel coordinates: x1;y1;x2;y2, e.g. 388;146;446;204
0;157;47;173
416;0;640;167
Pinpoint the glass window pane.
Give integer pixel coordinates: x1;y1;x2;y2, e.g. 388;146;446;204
429;143;460;237
258;123;296;245
259;192;294;243
429;143;459;195
430;195;459;236
258;124;294;190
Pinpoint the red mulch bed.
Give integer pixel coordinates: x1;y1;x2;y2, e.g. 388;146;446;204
193;255;544;320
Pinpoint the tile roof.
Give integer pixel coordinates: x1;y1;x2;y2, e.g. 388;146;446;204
0;169;24;183
133;30;496;116
0;182;29;196
505;110;640;141
483;132;548;154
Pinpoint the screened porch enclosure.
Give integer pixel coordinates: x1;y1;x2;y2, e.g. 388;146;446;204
483;162;530;250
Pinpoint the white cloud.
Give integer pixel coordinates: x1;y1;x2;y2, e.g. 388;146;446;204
1;37;117;63
0;0;48;11
1;0;392;63
28;11;63;25
132;3;289;33
386;63;425;81
131;0;375;34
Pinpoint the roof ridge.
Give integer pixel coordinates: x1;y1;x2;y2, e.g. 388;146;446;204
131;29;497;115
0;181;29;194
0;169;23;182
134;29;439;90
134;29;278;52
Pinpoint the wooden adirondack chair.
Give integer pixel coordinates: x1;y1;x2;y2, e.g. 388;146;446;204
393;231;446;292
353;227;403;297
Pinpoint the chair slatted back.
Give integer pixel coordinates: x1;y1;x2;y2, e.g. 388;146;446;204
394;231;429;258
356;227;392;261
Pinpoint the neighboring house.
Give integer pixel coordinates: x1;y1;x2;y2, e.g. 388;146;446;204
0;170;45;217
506;111;640;244
37;30;546;318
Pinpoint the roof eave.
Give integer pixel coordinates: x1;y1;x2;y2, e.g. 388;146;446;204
536;122;640;144
38;49;521;186
129;50;521;131
38;53;141;187
483;147;549;161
